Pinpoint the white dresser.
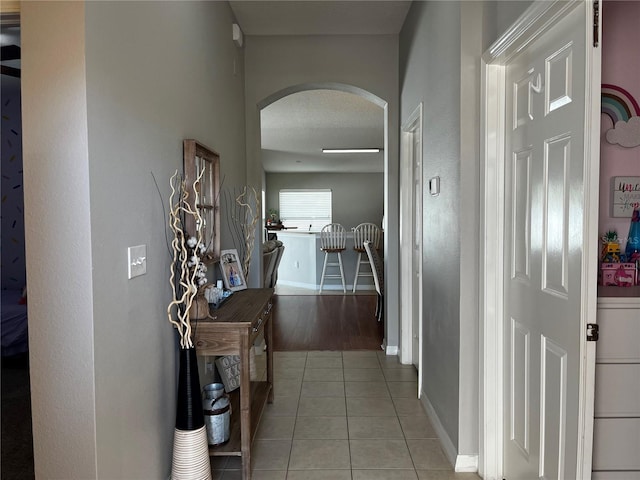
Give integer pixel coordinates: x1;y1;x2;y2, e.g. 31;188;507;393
593;286;640;480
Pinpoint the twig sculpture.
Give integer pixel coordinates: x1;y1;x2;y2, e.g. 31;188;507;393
223;185;261;280
167;169;205;349
235;186;261;279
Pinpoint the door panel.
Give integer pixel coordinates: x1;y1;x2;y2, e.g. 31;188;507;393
510;318;531;457
503;4;587;479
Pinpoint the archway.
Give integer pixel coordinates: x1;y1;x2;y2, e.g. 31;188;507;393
257;82;391;350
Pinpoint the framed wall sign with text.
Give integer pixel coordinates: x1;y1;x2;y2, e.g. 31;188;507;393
612;176;640;217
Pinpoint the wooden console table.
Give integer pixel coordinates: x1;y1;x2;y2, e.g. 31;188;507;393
193;288;274;479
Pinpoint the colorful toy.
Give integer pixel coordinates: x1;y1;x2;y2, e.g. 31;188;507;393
625;208;640;261
601;230;621;263
601;262;637;287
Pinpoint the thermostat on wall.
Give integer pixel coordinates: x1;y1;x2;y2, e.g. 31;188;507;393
429;176;440;196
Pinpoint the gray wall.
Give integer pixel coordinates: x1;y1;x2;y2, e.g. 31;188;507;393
400;0;463;452
19;1;537;476
244;34;401;348
495;0;534;37
398;0;534;461
266;172;384;231
22;2;246;477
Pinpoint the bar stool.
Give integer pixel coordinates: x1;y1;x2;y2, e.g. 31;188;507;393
364;240;384;321
319;223;347;293
352;222;381;293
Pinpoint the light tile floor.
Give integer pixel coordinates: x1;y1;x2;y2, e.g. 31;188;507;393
212;351;481;480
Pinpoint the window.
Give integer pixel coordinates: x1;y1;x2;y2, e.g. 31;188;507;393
279;189;332;232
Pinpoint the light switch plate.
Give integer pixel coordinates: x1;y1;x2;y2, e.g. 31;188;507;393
128;245;147;279
429;176;440;196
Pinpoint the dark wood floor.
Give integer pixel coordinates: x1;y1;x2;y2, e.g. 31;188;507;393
271;293;384;351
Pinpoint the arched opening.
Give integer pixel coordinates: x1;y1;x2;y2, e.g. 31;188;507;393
258;82;389;350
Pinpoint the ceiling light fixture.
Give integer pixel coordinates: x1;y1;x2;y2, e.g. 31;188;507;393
322;148;381;154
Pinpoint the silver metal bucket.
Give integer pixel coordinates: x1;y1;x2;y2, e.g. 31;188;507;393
203;383;230;446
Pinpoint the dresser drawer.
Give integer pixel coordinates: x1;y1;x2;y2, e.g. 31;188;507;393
595;364;640;417
593;472;640;480
596;308;640;363
592;418;640;471
250;299;273;344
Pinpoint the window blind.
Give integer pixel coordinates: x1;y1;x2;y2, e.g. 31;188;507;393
279;189;332;232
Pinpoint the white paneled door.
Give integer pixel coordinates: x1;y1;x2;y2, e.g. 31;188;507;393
502;4;592;479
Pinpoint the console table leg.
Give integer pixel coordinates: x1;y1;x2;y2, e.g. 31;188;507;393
240;331;251;479
266;306;274;403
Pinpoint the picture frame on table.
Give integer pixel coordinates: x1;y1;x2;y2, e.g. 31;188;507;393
219;249;247;292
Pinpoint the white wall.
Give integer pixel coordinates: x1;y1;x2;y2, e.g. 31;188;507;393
22;1;247;477
244;34;401;347
22;3;97;476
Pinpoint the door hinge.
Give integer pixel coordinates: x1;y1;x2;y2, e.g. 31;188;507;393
593;0;600;47
587;323;599;342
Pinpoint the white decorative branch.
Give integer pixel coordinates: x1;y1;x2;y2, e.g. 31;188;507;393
235;186;260;279
167;168;205;349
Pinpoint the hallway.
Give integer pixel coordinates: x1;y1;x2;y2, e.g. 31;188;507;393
212;350;481;479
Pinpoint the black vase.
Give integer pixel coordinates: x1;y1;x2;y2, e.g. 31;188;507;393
175;347;205;430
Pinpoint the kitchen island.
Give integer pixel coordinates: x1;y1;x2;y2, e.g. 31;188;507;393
275;230;381;292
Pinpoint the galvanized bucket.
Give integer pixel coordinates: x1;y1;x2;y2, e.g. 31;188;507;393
202;383;230;446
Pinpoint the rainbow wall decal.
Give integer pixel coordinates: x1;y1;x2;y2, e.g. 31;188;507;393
602;84;640;148
601;84;640;124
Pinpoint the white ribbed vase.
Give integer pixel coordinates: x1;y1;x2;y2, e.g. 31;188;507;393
171;425;212;480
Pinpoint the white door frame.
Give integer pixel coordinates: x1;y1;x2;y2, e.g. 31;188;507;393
400;103;423;386
480;1;600;478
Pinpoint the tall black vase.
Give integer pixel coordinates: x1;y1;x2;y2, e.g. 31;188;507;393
175;346;204;430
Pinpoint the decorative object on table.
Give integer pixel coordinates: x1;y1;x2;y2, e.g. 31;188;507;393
601;230;621;263
203;284;233;308
202;383;231;446
219;249;247;292
215;355;241;392
188;286;210;320
183;139;221;262
266;208;280;225
611;177;640;218
601;84;640;148
222;185;261;279
167;169;212;480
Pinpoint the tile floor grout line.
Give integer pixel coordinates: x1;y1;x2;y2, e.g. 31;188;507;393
342;351;356;480
285;351;307;477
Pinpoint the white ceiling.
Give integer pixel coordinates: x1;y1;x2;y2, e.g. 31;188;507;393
0;4;410;173
229;1;411;173
261;89;384;173
229;1;412;36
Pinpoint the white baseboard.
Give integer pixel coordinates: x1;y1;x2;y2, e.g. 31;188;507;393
419;392;457;468
277;280;376;292
278;280;317;290
385;345;398;355
455;454;479;473
419;392;479;473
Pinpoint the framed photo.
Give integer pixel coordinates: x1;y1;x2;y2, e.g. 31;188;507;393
219;249;247;291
